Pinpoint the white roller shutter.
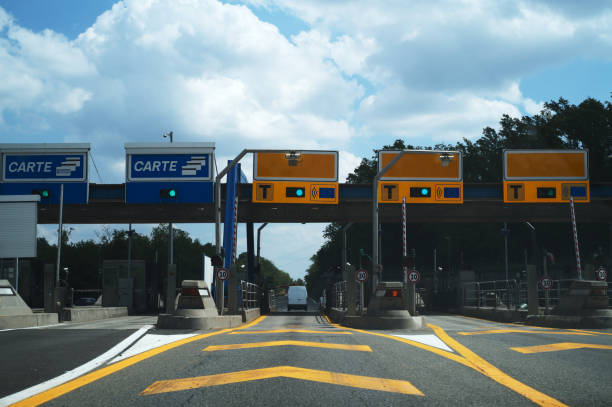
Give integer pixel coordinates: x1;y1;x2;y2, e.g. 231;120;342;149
0;195;38;258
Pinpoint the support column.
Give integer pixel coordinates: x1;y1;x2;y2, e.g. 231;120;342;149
165;264;177;314
247;222;255;283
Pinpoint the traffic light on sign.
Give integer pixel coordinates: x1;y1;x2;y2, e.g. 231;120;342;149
286;187;305;198
32;189;50;199
160;188;177;199
410;187;431;198
537;187;556;198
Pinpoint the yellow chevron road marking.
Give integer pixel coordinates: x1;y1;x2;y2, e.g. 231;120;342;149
511;342;612;354
229;329;352;335
458;329;594;336
322;315;567;407
9;315;268;407
203;340;372;352
139;366;424;396
567;329;612;336
428;324;569;407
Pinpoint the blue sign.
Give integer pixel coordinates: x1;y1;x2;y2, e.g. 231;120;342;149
128;154;211;181
125;181;213;204
3;154;86;182
0;183;88;204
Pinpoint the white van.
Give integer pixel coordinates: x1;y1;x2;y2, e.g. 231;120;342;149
287;286;308;311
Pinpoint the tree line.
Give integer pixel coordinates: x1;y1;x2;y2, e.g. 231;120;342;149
305;96;612;299
35;224;294;290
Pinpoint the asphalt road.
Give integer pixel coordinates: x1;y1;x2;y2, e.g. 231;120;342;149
2;308;611;407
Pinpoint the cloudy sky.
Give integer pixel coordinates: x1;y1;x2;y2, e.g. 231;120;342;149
1;0;611;279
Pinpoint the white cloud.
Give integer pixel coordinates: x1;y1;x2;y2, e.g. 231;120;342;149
338;150;362;182
3;0;612;277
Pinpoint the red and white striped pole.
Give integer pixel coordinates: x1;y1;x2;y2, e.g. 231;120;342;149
569;196;582;279
402;196;407;284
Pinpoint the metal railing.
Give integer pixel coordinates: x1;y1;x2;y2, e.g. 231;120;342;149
331;281;347;310
239;281;260;310
463;280;519;309
463;279;611;310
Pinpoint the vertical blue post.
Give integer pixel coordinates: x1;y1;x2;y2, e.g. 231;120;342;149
223;162;241;268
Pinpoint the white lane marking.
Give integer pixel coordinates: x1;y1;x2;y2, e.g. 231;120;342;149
108;333;198;364
392;334;454;352
0;325;153;406
0;323;62;332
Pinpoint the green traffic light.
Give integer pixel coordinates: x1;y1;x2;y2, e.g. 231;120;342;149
41;190;49;198
168;189;176;198
420;188;428;196
296;188;303;197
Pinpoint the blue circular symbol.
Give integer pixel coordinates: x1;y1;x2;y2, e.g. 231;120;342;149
420;188;428;196
296;188;304;197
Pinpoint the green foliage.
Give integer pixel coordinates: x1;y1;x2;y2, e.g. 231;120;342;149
233;252;293;289
306;94;612;291
36;225;287;289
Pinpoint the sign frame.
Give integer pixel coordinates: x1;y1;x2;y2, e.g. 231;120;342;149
596;267;607;281
125;143;214;182
216;268;230;281
253;150;339;182
503;149;588;181
0;143;89;183
378;150;463;182
356;269;368;283
540;276;553;290
408;270;421;284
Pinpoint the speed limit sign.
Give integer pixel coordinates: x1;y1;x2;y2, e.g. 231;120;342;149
597;267;607;281
408;270;420;284
356;269;368;283
216;268;230;281
540;276;553;290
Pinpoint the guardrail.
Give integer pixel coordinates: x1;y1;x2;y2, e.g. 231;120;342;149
239;281;260;310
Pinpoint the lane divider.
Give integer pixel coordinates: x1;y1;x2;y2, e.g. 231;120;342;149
0;324;153;406
511;342;612;354
7;315;267;407
139;365;424;397
203;340;372;352
323;315;568;407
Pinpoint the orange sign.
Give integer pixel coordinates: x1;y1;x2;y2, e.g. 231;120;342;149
504;150;587;180
254;151;338;181
378;182;463;204
252;181;338;204
378;150;462;181
503;181;590;203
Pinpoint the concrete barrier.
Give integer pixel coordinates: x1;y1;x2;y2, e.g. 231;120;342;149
0;313;58;329
0;280;58;329
242;308;260;323
61;307;128;322
326;308;425;330
157;314;242;330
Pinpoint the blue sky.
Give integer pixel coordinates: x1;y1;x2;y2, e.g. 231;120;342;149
1;0;611;279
